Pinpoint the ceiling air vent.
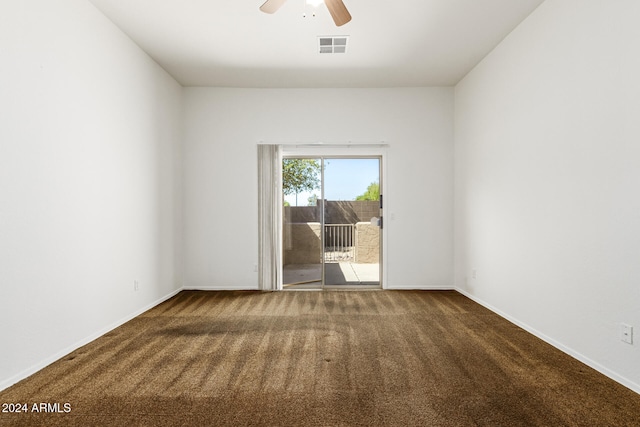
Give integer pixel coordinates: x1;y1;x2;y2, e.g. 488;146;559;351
318;36;348;54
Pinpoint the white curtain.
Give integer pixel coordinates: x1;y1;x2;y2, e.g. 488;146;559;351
257;144;282;291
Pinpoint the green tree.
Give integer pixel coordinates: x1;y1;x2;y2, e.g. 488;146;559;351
356;182;380;201
282;159;321;206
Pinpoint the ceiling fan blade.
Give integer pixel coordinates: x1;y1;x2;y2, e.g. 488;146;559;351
260;0;288;14
324;0;352;26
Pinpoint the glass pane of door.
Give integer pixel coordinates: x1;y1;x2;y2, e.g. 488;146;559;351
282;158;323;289
323;158;381;287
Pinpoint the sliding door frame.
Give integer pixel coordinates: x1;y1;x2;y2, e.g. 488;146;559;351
281;144;388;290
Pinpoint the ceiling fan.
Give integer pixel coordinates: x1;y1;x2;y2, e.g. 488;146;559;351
260;0;352;27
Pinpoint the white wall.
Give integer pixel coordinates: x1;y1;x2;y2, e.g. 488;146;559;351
454;0;640;392
183;87;453;290
0;0;183;389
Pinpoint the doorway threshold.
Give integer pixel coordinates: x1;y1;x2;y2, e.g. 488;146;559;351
282;284;381;291
283;262;381;289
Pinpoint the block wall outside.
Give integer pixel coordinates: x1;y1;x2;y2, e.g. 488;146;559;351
355;222;380;264
283;223;321;265
283;222;380;265
285;201;379;224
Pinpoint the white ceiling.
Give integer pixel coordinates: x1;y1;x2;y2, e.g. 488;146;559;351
88;0;545;88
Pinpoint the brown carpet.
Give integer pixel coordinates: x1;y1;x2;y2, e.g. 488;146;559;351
1;290;639;426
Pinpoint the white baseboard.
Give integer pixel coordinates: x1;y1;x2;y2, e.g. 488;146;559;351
182;286;259;291
0;287;183;393
455;287;640;395
385;285;455;290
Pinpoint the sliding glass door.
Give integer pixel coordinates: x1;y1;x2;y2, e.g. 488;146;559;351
282;158;323;288
323;158;381;286
282;157;381;289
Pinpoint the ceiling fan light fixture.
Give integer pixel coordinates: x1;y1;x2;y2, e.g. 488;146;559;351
306;0;324;7
260;0;351;26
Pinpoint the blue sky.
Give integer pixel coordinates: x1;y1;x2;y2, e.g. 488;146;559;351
284;158;379;206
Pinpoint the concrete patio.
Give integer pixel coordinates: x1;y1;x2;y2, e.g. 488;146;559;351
283;262;380;288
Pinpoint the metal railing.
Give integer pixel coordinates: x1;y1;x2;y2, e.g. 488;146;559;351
324;224;355;262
